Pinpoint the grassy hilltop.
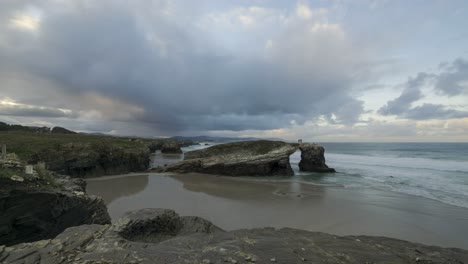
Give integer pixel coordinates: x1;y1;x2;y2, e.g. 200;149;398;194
0;126;191;177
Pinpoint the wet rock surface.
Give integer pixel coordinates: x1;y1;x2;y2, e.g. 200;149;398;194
0;176;110;246
1;208;467;264
165;140;297;176
298;143;335;172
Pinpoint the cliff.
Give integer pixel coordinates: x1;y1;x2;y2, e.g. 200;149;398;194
0;158;110;246
0;131;192;177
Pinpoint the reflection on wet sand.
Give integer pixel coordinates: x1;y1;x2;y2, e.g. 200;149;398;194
170;173;326;201
86;174;149;204
86;173;468;249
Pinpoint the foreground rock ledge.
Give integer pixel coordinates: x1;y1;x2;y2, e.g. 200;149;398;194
0;177;110;246
1;208;467;264
163;140;318;176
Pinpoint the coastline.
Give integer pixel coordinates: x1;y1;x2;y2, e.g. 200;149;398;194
86;172;468;250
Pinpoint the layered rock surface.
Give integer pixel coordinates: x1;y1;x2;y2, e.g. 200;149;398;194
163;140;335;176
165;140;297;176
0;176;110;246
299;143;336;172
1;208;467;264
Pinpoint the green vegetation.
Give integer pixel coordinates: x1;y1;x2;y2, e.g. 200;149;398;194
0;131;154;161
0;121;194;177
185;140;291;160
0;168;20;179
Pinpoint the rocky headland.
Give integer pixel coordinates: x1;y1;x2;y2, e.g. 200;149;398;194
1;208;467;264
163;140;335;176
0;127;191;177
0;156;110;246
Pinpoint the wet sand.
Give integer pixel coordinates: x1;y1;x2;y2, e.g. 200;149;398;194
86;173;468;249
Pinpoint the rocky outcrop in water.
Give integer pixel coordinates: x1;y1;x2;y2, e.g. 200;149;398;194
163;140;335;176
0;176;110;246
165;140;297;176
298;143;336;172
1;208;467;264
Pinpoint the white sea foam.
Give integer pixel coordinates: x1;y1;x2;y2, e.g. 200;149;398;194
322;152;468;208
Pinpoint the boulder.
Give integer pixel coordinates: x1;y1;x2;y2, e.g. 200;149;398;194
161;141;183;154
166;140;296;176
1;208;467;264
298;143;335;172
111;208;222;243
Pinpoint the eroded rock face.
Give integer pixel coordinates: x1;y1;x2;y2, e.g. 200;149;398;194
1;208;467;264
161;141;183;154
298;143;336;172
28;143;151;178
166;140;297;176
0;177;110;246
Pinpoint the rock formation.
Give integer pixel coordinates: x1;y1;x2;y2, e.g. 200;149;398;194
160;141;183;154
298;143;336;172
165;140;297;176
163;140;335;176
1;208;467;264
0;176;110;246
28;142;151;177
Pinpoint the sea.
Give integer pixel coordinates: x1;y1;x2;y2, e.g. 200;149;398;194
183;142;468;209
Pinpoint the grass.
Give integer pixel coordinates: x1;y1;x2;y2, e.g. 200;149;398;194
185;140;291;159
0;168;21;179
0;131;160;162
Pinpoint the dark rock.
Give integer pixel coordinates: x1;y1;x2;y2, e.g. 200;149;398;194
166;140;296;176
161;141;183;154
298;143;335;172
0;177;110;246
29;142;151;177
112;208;222;243
1;208;467;264
148;142;163;152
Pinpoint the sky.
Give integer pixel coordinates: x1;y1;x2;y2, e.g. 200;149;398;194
1;0;468;142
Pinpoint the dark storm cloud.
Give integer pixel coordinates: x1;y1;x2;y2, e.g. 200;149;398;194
379;71;468;120
0;0;366;134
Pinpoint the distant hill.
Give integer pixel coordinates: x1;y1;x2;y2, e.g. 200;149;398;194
169;135;284;143
0;122;51;133
0;122;76;134
51;126;77;134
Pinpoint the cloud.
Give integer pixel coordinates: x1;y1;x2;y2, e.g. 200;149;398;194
379;60;468;120
0;0;370;135
378;73;431;115
0;98;76;118
435;58;468;96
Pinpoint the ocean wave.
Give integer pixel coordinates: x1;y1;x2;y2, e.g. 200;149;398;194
325;153;468;173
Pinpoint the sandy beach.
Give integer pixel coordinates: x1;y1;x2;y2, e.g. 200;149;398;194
86;172;468;250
